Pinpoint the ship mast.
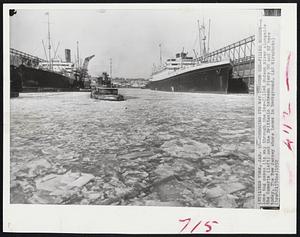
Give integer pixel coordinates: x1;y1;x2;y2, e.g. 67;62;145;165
207;19;211;53
159;43;162;66
110;58;112;79
197;20;202;57
46;12;52;70
202;19;207;56
197;19;210;57
76;41;80;69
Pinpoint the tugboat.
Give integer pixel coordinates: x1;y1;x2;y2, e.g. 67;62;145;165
90;72;124;101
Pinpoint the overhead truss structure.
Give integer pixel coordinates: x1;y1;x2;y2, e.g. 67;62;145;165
10;48;46;68
198;35;255;79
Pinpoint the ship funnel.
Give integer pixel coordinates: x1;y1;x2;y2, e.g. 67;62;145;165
65;49;71;62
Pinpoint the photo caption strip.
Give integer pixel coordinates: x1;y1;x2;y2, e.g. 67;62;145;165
255;9;281;209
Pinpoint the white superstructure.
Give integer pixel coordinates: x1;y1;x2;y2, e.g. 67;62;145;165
150;52;231;82
39;59;75;77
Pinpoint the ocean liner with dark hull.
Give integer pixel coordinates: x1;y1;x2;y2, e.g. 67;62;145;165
14;65;77;91
148;52;237;93
10;50;77;93
10;49;94;94
10;12;94;96
148;19;248;93
148;51;248;93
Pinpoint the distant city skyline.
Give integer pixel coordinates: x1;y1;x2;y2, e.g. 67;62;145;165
10;6;258;78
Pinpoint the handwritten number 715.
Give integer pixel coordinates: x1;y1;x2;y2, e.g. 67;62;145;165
179;218;219;233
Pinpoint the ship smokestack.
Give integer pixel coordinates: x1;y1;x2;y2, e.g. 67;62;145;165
65;49;71;62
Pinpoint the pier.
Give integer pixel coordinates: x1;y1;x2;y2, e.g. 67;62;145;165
199;35;255;93
10;48;46;68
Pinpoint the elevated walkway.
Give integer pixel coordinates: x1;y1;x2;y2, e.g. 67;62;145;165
198;35;255;93
10;48;46;68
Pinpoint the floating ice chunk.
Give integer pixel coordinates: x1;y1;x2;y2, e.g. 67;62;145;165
36;172;95;193
243;197;254;208
195;170;210;183
216;194;238;208
161;139;211;159
221;144;237;152
205;186;226;199
144;200;181;206
118;151;154;160
154;164;175;180
67;174;95;188
211;151;232;157
222;182;246;194
21;158;52;177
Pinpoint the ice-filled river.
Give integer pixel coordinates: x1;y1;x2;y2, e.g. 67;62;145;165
10;89;254;208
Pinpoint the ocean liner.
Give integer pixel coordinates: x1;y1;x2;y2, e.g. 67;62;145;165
148;52;233;93
10;50;95;93
148;19;247;93
10;12;94;95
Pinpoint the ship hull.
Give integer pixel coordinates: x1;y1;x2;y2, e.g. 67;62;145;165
148;64;248;93
10;65;23;97
12;65;77;91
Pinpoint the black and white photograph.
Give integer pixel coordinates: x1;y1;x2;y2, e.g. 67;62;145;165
3;3;297;234
9;6;257;208
4;4;296;234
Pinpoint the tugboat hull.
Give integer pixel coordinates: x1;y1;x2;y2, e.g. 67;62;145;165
91;94;124;101
90;87;124;101
90;72;124;101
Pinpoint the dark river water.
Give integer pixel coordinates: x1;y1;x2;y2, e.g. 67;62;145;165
10;89;255;208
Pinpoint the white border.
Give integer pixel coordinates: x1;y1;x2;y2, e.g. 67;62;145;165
3;3;297;234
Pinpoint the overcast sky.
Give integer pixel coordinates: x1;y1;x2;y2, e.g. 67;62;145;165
10;7;258;78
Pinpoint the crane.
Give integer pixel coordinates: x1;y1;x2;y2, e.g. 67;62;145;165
75;54;95;88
